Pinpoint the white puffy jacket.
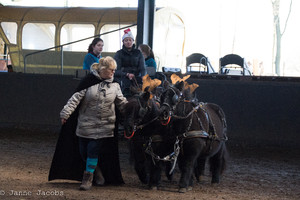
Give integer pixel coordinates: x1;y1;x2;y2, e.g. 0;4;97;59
60;69;127;139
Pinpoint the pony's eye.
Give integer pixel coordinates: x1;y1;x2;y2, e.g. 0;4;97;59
139;107;147;117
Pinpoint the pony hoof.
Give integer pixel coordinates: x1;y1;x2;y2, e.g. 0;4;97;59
178;188;187;193
211;182;219;187
198;175;205;182
187;186;193;191
211;180;220;185
150;186;158;190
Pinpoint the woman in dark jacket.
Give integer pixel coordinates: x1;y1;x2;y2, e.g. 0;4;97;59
114;28;146;97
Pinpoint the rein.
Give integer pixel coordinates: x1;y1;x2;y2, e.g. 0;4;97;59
124;130;135;139
136;116;158;130
124;96;159;139
124;116;159;139
172;102;202;119
160;100;201;126
132;76;139;87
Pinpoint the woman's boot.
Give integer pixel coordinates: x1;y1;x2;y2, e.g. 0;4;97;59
94;166;105;185
80;171;94;190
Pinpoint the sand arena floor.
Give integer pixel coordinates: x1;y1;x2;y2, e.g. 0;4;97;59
0;128;299;200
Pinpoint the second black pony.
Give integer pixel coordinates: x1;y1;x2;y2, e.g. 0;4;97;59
159;80;228;193
122;88;174;187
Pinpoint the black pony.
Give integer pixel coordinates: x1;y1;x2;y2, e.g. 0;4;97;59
122;88;174;187
159;80;228;193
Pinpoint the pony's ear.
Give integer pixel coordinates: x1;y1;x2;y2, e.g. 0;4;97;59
131;84;142;94
142;90;151;101
144;86;150;92
163;80;170;89
183;89;192;100
175;80;185;91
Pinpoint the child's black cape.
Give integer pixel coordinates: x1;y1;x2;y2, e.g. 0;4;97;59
48;73;124;185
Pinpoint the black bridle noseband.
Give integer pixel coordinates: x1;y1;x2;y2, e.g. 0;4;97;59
160;86;183;125
124;95;158;139
161;87;182;111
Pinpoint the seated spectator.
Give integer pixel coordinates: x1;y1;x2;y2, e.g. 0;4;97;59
138;44;157;78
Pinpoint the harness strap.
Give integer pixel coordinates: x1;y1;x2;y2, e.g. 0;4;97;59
145;136;180;175
136;116;158;130
151;135;164;142
183;130;209;138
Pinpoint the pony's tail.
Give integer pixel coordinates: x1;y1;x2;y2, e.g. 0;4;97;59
209;142;229;178
220;144;229;175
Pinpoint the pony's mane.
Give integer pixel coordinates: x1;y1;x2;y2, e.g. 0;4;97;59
123;96;138;113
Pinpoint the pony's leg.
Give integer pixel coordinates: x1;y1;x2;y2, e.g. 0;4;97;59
209;143;227;184
178;139;203;192
178;156;196;193
149;160;162;189
188;173;194;191
131;140;149;184
194;157;206;182
134;160;149;184
165;161;173;181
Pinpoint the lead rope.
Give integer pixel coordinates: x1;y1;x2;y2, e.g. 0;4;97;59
136;116;158;130
132;76;139;87
145;137;180;175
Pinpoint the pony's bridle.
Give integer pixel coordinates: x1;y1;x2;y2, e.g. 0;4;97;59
161;86;183;125
124;96;158;139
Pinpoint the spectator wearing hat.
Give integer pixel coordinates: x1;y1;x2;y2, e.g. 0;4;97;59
114;28;146;97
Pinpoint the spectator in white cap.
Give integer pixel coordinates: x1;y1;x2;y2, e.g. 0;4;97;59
114;28;146;97
122;28;135;41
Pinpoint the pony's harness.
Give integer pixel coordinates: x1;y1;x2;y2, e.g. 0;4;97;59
145;135;180;175
171;101;227;142
175;102;228;155
161;86;183;112
123;96;158;139
145;102;228;174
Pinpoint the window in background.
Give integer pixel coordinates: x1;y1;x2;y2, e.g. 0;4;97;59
1;22;18;44
22;23;55;50
61;24;95;51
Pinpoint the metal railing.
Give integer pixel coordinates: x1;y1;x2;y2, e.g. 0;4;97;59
23;24;136;74
0;54;9;64
0;43;10;71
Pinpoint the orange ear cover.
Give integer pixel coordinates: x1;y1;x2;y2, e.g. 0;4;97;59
142;74;162;92
170;74;191;84
184;82;199;93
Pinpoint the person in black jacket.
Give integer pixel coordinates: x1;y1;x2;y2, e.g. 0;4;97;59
114;28;146;97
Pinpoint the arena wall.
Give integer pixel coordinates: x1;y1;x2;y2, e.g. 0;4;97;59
1;73;299;149
188;77;300;149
